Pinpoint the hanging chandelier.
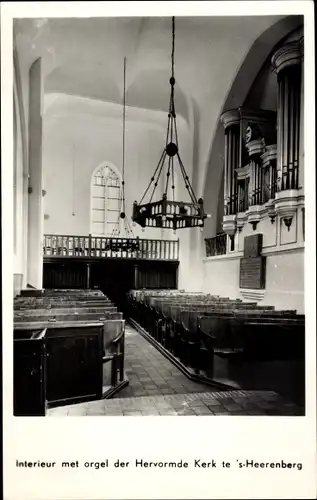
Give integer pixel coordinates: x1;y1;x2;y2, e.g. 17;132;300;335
132;16;209;231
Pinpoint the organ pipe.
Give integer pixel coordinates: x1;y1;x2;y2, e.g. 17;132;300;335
272;40;303;192
221;110;240;216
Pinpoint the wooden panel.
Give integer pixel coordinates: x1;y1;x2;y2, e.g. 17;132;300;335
45;325;103;406
43;263;87;289
244;234;263;258
137;261;178;290
240;256;266;289
14;330;46;416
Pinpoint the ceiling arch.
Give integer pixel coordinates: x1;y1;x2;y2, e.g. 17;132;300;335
45;62;121;104
126;68;189;122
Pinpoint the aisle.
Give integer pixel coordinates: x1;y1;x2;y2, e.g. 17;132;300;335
47;325;303;416
114;324;214;398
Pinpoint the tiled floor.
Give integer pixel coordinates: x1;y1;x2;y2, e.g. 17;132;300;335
47;389;302;416
114;325;214;398
47;325;303;417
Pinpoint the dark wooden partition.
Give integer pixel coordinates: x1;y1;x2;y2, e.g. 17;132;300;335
43;261;87;289
135;261;178;289
43;259;179;307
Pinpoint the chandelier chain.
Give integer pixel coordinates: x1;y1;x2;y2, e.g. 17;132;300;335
171;16;175;80
149;151;167;203
165;155;172;195
139;149;166;204
171;158;175;203
177;152;198;204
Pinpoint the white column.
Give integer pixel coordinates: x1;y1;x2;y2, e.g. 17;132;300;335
27;58;43;289
298;37;304;189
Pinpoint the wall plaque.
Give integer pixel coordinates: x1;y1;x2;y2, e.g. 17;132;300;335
240;256;266;289
244;233;263;258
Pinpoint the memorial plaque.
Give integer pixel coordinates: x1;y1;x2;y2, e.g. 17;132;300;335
240;256;266;289
244;233;263;258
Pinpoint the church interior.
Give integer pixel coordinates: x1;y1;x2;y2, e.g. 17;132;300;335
13;15;305;417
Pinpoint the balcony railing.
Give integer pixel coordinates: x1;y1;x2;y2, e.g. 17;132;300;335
43;234;179;261
205;233;227;257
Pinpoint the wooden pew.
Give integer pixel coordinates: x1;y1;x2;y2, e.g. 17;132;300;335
14;300;112;310
15;306;117;315
102;320;125;387
20;288;105;298
127;290;305;391
14;290;126;413
197;313;304;359
196;313;305;404
15;295;111;301
14;321;104;413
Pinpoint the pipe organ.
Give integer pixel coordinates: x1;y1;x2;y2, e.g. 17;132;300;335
220;37;304;238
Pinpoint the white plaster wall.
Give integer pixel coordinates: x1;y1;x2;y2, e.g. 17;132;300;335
202;256;241;298
263;249;304;312
202;248;304;313
42;95;193;242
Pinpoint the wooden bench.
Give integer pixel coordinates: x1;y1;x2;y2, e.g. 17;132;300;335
14;300;112;311
196;314;304;369
14;321;104;413
14;306;117;317
14;289;126;414
102;320;125;388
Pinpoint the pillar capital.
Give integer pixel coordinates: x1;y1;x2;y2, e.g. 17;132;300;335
220;109;240;131
271;40;302;75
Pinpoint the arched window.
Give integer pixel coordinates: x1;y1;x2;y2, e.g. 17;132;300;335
90;164;121;236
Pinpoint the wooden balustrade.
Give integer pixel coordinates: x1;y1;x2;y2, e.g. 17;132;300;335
43;234;179;261
205;233;227;257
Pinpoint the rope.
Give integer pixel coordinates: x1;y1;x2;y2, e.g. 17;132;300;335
111;57;136;240
122;57;126;214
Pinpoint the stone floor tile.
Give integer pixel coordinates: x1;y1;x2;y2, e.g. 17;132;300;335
207;405;225;413
247;409;266;415
158;410;178;416
192;407;213;415
222;403;243;411
123;411;143;416
176;409;196;416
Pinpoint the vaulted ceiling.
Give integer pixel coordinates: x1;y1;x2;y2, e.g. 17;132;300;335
14;15;284;123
